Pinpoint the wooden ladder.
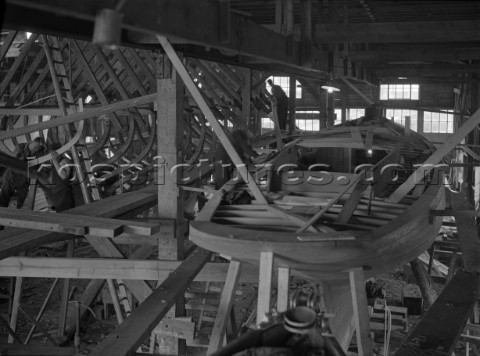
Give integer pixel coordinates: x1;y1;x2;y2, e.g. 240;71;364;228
41;35;100;203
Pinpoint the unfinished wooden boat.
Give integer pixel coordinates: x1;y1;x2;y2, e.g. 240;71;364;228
190;115;445;347
191;116;445;280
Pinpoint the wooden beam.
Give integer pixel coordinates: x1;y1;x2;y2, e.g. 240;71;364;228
349;268;373;356
340;76;374;105
395;271;480;356
158;35;267;204
315;20;480;43
388;108;480;203
257;251;274;325
0;93;156;140
451;193;480;272
89;248;211;356
277;267;290;313
349;47;480;63
4;0;322;76
0;257;259;282
207;260;242;354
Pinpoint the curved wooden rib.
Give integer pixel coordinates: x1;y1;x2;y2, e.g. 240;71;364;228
88;119;112;156
27;120;85;167
105;118;136;165
186;113;207;165
97;112;156;182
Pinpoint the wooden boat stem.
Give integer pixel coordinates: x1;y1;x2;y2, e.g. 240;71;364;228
296;174;362;233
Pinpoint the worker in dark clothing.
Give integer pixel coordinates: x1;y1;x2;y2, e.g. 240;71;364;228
214;128;258;189
38;147;76;212
267;79;288;131
0;137;45;209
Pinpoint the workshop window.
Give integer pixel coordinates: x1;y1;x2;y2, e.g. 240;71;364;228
261;117;275;131
296;111;320;131
349;108;365;120
423;110;454;133
380;84;419;100
267;76;302;98
385;109;418;131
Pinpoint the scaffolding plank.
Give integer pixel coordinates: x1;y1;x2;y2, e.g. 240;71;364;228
394;271;480;356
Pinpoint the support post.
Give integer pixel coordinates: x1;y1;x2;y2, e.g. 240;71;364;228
257;252;274;325
241;68;252;128
156;55;186;355
277;267;290;312
349;268;373;356
207;260;242;354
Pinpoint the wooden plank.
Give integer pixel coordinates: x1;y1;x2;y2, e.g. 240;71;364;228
257;251;274;325
336;176;368;224
451;192;480;272
89;248;211;356
349;268;373;356
296;174;362;233
0;344;75;355
277;267;290;313
340;76;374;105
395;271;480;356
207;261;242;354
388;108;480;203
0;94;156;141
157;35;267;204
316;20;480;43
0;257;258;282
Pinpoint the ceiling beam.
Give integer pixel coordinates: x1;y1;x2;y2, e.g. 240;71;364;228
4;0;327;78
349;47;480;63
315;20;480;43
375;63;480;78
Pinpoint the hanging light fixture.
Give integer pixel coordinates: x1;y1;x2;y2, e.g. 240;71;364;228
92;8;123;50
321;84;340;93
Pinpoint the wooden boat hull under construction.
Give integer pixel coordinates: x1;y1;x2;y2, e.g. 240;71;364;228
190;118;446;349
190;180;445;283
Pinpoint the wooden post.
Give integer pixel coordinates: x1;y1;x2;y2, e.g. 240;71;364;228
241;68;251;128
288;76;296;134
58;240;74;337
257;252;274;325
410;258;437;309
349;268;373;356
207;261;242;354
156;55;187;355
8;277;22;343
277;267;290;312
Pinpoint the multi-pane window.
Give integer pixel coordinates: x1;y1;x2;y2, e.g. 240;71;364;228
423;110;454;133
333;108;365;125
296;119;320;131
296;110;320;131
334;109;342;125
267;76;302;98
380;84;419;100
349;108;365;120
261;117;275;131
385;109;418;132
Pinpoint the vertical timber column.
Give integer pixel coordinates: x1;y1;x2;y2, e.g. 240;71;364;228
288;76;296;135
349;268;373;356
157;55;186;355
341;85;347;123
257;252;274;325
241;68;252;129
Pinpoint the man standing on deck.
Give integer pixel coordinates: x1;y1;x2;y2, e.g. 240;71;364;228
267;79;288;131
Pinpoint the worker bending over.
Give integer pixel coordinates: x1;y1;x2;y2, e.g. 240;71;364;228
0;137;45;209
38;146;76;212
